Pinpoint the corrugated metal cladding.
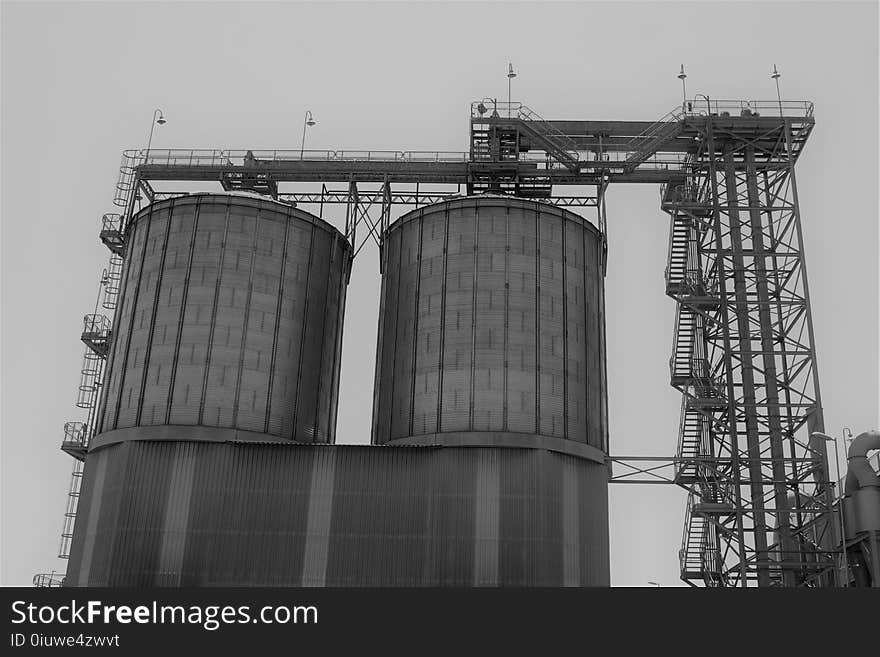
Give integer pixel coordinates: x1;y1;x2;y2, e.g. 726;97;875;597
372;196;608;449
65;441;609;587
97;194;350;443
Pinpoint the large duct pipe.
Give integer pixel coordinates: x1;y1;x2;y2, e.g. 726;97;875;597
844;430;880;495
843;430;880;587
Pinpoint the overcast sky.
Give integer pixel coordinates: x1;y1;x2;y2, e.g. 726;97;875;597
2;0;877;587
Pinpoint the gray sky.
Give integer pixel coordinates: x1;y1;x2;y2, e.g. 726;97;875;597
2;0;877;587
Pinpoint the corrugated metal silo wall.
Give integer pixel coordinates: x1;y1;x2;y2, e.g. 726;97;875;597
65;441;609;587
96;194;350;443
372;196;607;449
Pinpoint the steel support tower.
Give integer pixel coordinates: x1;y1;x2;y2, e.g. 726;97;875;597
662;101;834;586
44;95;837;587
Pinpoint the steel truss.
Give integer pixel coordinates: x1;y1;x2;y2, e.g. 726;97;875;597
664;111;836;587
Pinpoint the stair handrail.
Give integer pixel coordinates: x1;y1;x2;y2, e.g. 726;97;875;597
515;104;581;162
680;492;701;573
624;107;685;161
675;395;692;480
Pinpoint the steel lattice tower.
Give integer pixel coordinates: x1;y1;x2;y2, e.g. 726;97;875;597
664;105;835;586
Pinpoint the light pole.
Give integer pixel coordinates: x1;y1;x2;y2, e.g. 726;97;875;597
300;110;316;160
145;108;166;164
694;93;711;116
771;65;783;117
507;63;516;118
677;65;687;112
812;431;848;586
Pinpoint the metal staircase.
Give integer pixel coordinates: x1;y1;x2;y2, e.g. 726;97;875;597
675;396;709;484
670;305;698;386
467;101;580;197
661;161;733;585
515;104;580;171
680;492;727;586
665;212;691;295
625;108;685;171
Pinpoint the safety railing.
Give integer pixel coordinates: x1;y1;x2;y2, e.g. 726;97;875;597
677;268;718;299
123;142;696;176
516;105;581;162
690;357;712;381
82;314;112;337
471;99;521;119
100;213;125;255
33;572;65;588
662;181;709;206
130;148;472;168
624;107;685;157
62;421;89;453
702;547;724;581
101;213;122;234
683;98;814;118
675;395;697;480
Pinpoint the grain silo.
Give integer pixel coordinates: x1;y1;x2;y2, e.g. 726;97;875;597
97;193;350;442
373;195;608;450
63;193;352;586
368;195;611;585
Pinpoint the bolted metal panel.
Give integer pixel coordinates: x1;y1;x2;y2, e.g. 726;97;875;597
97;194;351;444
64;440;609;587
372;196;607;449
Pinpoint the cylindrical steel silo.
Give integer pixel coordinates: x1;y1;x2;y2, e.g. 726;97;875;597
96;193;351;443
372;196;608;452
64;193;611;588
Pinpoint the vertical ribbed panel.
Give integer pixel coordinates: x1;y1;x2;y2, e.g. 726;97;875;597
97;194;350;443
65;441;609;587
562;456;580;586
69;448;108;586
301;449;336;586
156;442;196;586
372;197;606;448
473;449;500;585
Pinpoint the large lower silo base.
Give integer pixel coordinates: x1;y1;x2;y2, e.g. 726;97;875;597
65;437;610;587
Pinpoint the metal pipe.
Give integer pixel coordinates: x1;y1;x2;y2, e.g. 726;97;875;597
845;430;880;587
771;65;783;118
812;431;849;586
845;430;880;494
145;108;165;165
301;110;315;160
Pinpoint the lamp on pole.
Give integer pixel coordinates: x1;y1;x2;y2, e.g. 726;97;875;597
301;110;316;160
694;93;711;115
145;108;166;164
507;62;516;118
677;65;687;112
812;431;848;587
771;65;783;117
